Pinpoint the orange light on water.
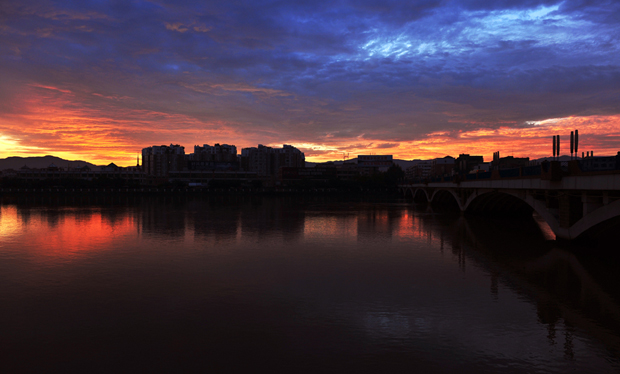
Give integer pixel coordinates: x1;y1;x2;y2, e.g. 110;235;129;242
0;206;137;262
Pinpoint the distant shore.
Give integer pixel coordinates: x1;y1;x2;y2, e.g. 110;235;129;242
0;186;399;196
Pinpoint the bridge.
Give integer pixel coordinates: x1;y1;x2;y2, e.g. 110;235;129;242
399;160;620;241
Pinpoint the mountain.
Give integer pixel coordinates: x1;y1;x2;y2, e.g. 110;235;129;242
0;156;98;171
393;159;422;170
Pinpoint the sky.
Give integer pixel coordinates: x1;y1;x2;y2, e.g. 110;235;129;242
1;0;619;165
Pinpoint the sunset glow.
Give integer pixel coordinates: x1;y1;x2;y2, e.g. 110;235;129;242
1;1;619;164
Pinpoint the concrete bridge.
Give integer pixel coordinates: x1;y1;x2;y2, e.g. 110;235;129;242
399;161;620;241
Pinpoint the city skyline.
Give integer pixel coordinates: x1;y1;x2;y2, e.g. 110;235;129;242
1;1;620;166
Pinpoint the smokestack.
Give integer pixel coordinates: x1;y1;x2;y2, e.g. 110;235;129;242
575;130;579;156
553;136;556;158
557;135;560;157
570;131;574;158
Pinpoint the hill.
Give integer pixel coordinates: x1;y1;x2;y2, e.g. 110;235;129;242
0;156;98;171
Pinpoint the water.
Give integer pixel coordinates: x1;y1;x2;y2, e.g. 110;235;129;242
1;195;619;372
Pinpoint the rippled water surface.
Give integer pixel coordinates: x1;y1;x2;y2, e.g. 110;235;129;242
1;195;619;372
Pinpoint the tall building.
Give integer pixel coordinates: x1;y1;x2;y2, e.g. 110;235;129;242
455;154;484;175
241;144;305;177
431;156;455;176
492;152;529;170
405;160;432;181
142;144;186;177
189;143;239;170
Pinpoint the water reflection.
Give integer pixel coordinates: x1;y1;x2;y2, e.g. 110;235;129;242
460;214;620;359
0;195;619;372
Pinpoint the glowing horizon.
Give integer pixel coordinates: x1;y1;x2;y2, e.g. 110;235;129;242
1;1;619;166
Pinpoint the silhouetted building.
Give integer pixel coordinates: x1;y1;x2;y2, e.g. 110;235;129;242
101;163;119;171
241;144;304;177
455;154;484;175
406;160;432;181
142;144;186;177
492;154;529;170
431;156;455;176
337;162;362;180
357;155;393;168
11;165;144;183
579;153;620;172
189;143;239;171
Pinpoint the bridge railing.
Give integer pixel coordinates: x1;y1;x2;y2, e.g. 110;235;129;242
521;165;542;176
499;169;520;178
578;156;620;172
403;157;620;186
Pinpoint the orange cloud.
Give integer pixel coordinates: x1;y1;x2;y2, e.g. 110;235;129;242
300;115;620;162
0;84;243;165
165;22;189;33
1;83;618;166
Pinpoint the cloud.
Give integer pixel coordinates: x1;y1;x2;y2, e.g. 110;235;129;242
375;143;399;149
0;0;619;164
165;22;189;33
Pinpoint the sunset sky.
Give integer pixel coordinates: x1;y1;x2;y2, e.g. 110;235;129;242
1;0;619;165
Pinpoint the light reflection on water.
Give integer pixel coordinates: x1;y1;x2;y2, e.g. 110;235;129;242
0;195;619;372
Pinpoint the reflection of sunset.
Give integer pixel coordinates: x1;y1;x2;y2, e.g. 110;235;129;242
304;216;358;240
393;211;420;240
0;206;23;238
392;211;440;246
0;206;137;262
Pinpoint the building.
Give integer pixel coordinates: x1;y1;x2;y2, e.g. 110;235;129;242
405;160;432;181
470;163;491;173
431;156;455;176
189;143;239;171
357;155;393;168
241;144;305;177
492;153;529;170
8;164;144;184
454;154;484;175
142;144;186;177
579;152;620;172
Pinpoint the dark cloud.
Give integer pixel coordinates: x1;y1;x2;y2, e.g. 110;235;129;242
375;142;400;149
1;0;619;160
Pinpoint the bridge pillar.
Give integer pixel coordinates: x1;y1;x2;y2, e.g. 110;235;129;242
559;194;582;228
582;194;603;216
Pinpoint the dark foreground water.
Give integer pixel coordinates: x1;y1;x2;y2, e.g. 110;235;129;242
1;195;620;373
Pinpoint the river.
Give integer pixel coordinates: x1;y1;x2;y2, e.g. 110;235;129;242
1;195;619;372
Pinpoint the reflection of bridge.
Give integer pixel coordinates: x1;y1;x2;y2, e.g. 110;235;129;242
399;161;620;240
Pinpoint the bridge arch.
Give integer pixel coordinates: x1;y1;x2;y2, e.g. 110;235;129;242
412;188;430;203
430;189;463;210
463;190;561;235
567;198;620;239
465;190;532;215
400;171;620;241
401;187;413;198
